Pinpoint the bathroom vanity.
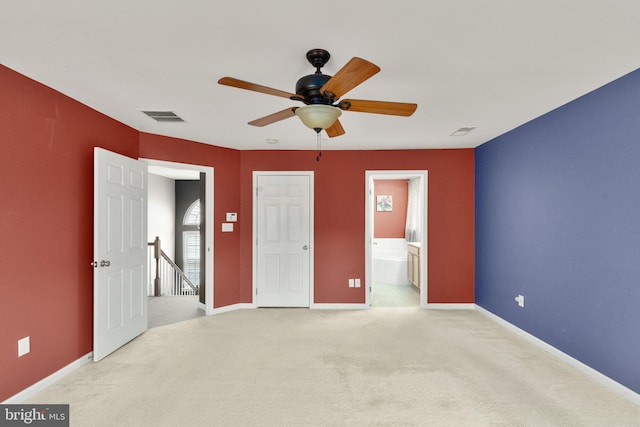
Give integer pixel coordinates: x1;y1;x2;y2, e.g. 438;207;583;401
407;242;421;288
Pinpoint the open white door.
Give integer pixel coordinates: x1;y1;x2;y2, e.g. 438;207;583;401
93;148;148;361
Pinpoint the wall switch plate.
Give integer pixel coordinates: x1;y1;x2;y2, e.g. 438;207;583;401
348;279;355;288
18;336;30;357
515;295;525;307
355;278;361;288
226;212;237;222
221;223;233;232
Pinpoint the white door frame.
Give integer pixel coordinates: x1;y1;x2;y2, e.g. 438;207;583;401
252;171;314;307
365;170;428;308
141;158;214;316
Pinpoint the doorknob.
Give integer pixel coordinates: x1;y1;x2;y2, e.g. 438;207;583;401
302;245;308;250
100;260;111;267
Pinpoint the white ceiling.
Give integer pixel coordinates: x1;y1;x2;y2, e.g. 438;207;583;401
2;1;639;151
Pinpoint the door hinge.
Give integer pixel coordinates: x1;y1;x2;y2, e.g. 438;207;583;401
255;288;258;295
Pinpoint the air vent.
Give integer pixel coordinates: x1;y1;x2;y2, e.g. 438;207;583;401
450;127;475;136
140;110;184;122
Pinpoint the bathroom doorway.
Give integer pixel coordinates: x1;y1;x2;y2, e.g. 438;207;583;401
365;171;427;308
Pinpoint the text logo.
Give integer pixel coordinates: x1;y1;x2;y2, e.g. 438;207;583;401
0;405;68;426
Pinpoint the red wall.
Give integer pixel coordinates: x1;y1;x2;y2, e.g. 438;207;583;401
138;133;242;308
0;65;139;401
374;179;408;238
240;150;475;305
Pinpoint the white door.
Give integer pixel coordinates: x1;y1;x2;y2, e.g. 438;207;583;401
256;174;312;307
93;148;148;361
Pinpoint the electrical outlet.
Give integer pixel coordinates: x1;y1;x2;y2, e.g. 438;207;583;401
18;336;30;357
348;279;355;288
355;278;361;288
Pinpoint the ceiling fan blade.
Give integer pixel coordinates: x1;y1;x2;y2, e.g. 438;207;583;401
248;107;298;127
340;99;417;116
218;77;298;99
325;119;345;138
320;57;381;100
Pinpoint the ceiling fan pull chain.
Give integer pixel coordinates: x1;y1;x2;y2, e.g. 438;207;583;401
316;130;322;161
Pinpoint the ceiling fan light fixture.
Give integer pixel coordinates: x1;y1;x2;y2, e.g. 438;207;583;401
295;105;342;131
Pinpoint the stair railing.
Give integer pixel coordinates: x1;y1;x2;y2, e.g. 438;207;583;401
148;236;198;296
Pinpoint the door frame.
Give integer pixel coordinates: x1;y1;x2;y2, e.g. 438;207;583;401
141;158;214;315
365;170;428;308
252;171;315;307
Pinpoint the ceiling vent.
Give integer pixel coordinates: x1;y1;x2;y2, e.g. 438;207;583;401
140;110;184;122
450;127;475;136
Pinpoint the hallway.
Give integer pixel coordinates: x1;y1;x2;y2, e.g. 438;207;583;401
147;296;204;328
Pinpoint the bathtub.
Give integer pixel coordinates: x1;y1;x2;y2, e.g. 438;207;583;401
372;238;409;285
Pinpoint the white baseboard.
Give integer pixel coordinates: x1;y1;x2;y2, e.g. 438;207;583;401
312;303;368;310
213;303;369;312
475;305;640;407
211;303;255;314
426;303;475;310
3;352;93;404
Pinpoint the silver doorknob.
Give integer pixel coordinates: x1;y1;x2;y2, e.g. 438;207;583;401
302;245;308;250
100;260;111;267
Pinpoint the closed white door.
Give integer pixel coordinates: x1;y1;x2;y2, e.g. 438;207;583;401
256;174;311;307
93;148;148;361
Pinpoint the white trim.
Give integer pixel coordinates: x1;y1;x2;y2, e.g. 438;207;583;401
141;158;214;316
365;171;428;309
252;171;314;308
476;305;640;407
3;352;93;404
211;303;256;315
311;303;368;310
426;303;475;310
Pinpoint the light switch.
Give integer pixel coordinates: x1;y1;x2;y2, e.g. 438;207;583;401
18;336;30;357
221;223;233;232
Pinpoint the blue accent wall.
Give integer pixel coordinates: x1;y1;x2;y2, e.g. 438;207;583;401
475;69;640;394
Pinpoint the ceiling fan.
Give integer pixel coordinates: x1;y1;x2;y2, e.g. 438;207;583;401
218;49;417;138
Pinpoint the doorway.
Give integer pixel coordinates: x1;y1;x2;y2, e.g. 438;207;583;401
365;171;427;308
142;158;214;319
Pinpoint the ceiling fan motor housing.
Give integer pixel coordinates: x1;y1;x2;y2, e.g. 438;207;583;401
294;48;336;105
295;73;333;105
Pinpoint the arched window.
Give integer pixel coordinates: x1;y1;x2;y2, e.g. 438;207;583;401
183;200;200;285
183;200;200;226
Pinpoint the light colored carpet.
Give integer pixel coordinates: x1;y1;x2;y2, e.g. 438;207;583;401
28;308;640;426
147;296;204;329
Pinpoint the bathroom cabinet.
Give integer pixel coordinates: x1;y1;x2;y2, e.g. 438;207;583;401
407;243;420;288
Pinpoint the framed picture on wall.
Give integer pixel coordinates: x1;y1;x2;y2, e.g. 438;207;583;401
376;195;393;211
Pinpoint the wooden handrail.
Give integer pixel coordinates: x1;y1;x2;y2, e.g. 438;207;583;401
158;251;197;291
149;237;197;296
